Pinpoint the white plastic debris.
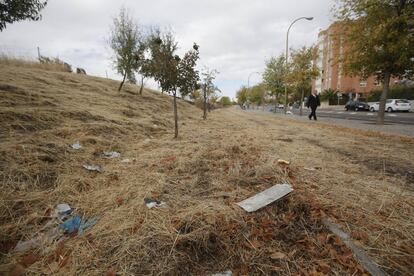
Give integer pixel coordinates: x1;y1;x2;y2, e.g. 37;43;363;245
53;203;74;219
211;270;232;276
71;141;82;150
102;151;121;159
286;111;293;115
236;183;294;212
120;158;131;163
83;164;103;172
144;198;165;209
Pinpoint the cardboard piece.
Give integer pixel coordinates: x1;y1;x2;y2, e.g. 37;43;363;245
236;183;293;212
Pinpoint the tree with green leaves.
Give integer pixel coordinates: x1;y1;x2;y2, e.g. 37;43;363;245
248;83;267;109
335;0;414;124
0;0;47;31
219;96;232;107
200;68;219;120
262;54;286;112
236;86;249;108
287;46;319;115
144;30;200;138
109;8;145;92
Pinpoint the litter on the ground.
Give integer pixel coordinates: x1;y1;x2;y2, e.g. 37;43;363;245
83;164;103;172
53;203;75;219
144;198;166;209
59;216;81;233
286;111;293;115
211;270;232;276
102;151;121;158
59;215;99;235
236;183;294;212
120;158;131;163
277;159;290;165
14;203;99;252
70;141;82;150
304;166;322;171
14;227;60;252
322;218;387;276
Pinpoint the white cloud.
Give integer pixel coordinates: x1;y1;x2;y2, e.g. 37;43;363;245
0;0;335;98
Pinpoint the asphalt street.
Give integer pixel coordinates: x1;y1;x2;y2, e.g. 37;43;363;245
293;108;414;125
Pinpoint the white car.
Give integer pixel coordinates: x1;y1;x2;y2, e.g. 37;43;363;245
369;99;411;112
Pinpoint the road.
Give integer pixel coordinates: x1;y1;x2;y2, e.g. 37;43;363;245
293;108;414;125
245;106;414;137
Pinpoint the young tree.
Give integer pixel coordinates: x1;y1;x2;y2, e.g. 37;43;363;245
144;31;200;138
0;0;47;31
200;68;219;120
109;8;143;92
263;54;286;112
287;46;319;115
236;86;249;108
335;0;414;124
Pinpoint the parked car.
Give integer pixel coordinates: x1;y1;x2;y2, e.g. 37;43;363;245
345;100;370;111
369;99;411;112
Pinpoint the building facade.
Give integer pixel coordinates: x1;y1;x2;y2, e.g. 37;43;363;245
312;23;391;100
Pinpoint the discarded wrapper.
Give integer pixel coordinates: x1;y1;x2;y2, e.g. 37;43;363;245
54;203;75;219
236;183;294;212
211;270;232;276
102;151;121;159
71;141;82;150
277;159;290;165
83;164;103;172
144;198;165;209
120;158;131;163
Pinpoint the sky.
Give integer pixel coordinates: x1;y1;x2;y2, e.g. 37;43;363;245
0;0;336;99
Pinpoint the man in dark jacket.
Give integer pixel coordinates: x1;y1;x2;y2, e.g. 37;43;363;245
306;90;320;120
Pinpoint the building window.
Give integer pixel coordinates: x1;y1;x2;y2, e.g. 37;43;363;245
374;79;381;86
359;81;367;87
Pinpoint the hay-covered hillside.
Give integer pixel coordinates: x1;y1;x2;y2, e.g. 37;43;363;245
0;60;413;275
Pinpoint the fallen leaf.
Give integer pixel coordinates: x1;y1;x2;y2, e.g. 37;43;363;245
350;231;369;241
270;251;287;260
277;159;290;165
21;254;40;267
106;267;117;276
116;196;124;206
9;264;25;276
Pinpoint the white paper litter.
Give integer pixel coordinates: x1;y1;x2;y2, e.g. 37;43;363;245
120;158;131;163
102;151;121;158
236;183;293;212
71;141;82;150
211;270;232;276
83;164;103;172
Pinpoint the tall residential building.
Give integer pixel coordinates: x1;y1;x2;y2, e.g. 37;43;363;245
312;22;391;99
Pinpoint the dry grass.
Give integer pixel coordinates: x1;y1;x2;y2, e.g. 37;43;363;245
0;60;413;275
0;55;72;73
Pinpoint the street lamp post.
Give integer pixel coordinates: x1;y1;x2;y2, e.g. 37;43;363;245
284;16;313;114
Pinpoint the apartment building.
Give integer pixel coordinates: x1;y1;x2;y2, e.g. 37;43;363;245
312;22;389;100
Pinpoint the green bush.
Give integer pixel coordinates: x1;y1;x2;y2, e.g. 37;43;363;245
367;85;414;101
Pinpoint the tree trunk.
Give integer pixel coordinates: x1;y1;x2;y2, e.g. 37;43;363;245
203;85;207;120
377;71;390;125
299;87;304;116
139;76;144;96
118;72;127;92
173;91;178;138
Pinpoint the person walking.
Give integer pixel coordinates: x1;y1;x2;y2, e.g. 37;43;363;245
306;90;320;120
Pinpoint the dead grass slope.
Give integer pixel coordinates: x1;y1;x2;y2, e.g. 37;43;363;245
1;61;412;275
